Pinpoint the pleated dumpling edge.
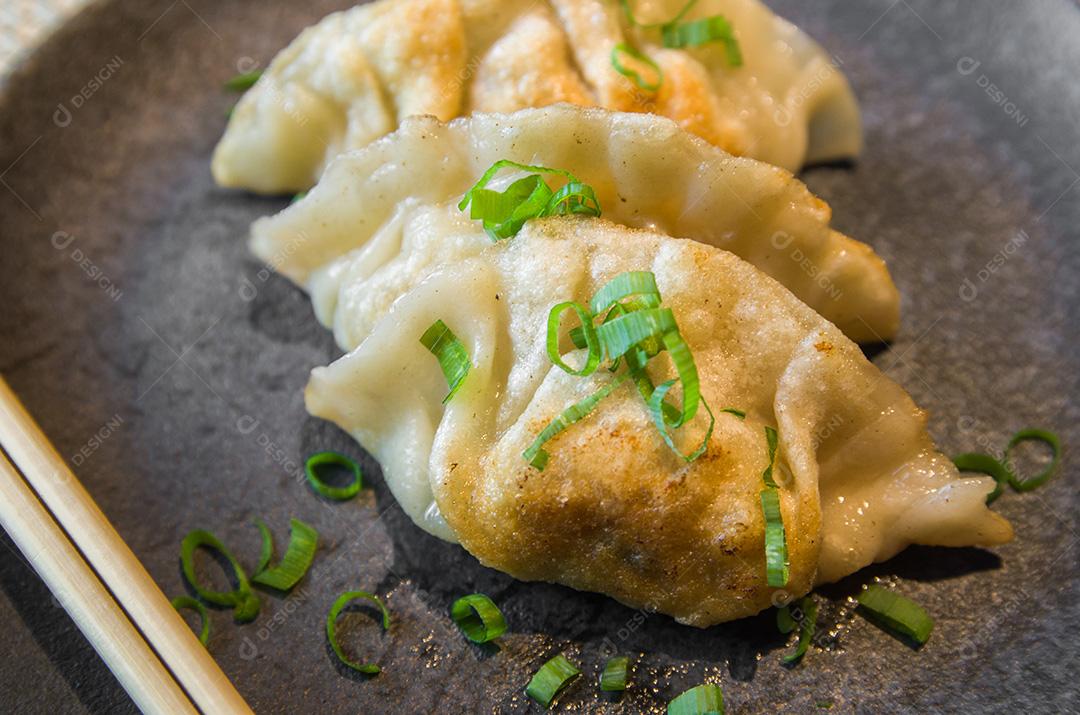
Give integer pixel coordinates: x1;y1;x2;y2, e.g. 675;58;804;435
304;217;1011;626
250;105;898;346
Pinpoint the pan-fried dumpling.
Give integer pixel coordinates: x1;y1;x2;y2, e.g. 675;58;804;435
305;217;1012;626
212;0;861;193
251;106;898;345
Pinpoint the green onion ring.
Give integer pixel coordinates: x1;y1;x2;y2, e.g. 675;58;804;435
619;0;742;67
420;319;472;402
761;426;780;488
459;160;578;211
776;605;796;634
611;43;663;93
305;451;363;501
523;373;632;470
450;593;507;643
589;271;661;315
659;330;702;427
1004;427;1062;492
459;161;603;240
525;653;581;709
600;655;629;692
662;15;743;66
179;529;259;623
782;596;817;665
761;487;789;588
170;595;210;647
952;452;1011;504
595;308;678;363
471;175;554;241
224;70;262;92
856;584;933;646
546;301;601;377
667;683;725;714
647;380;714;461
326;590;391;674
544;181;602;218
620;0;698;30
253;518;274;575
527;270;717;468
252;518;318;591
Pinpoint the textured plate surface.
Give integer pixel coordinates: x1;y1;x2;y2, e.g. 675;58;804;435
0;1;1077;713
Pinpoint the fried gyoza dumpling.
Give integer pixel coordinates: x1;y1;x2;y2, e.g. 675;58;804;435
251;106;897;344
213;0;861;193
304;216;1011;626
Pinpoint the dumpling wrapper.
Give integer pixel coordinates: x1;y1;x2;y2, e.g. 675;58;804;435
305;216;1012;626
212;0;862;193
251;105;898;345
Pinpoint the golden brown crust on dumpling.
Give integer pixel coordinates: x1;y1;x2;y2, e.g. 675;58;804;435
444;369;819;627
651;49;750;157
354;0;467;121
468;10;594;113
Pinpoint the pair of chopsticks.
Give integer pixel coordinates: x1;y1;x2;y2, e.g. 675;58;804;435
0;376;253;714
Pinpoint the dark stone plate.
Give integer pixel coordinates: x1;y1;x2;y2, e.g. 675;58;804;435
0;1;1076;712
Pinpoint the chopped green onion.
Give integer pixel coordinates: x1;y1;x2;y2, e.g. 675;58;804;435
760;487;789;588
856;584;933;646
420;319;471;402
776;605;795;634
589;271;661;315
761;426;779;488
524;373;631;470
224;70;261;92
952;452;1011;504
528;271;714;468
1004;427;1061;492
611;43;663;92
450;594;507;643
290;191;306;204
667;683;725;714
179;529;259;622
619;0;742;67
304;451;362;501
720;407;746;420
600;655;629;692
816;701;834;710
171;595;210;647
662;16;742;66
757;425;788;587
326;590;391;674
251;518;318;591
525;653;581;709
253;518;274;575
464;174;553;240
647;380;714;461
595;308;678;363
547;181;602;217
458;160;601;241
620;0;698;29
953;427;1061;502
782;596;817;665
659;330;702;426
547;302;601;377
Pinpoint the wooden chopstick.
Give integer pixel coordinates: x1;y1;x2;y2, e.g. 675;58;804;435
0;449;198;715
0;376;253;715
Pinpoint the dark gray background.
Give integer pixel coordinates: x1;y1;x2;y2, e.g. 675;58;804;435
0;1;1077;712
